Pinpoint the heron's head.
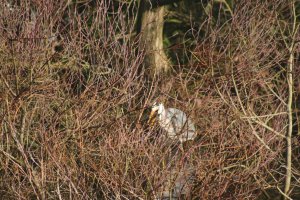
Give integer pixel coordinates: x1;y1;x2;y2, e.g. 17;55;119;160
148;102;164;127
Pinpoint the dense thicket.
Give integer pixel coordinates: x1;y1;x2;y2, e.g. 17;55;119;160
0;0;299;199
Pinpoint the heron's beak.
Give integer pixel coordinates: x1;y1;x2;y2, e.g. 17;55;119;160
148;110;157;127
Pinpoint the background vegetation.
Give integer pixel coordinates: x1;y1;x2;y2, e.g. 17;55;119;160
0;0;299;199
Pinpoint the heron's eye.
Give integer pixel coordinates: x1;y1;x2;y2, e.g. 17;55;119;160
152;102;158;107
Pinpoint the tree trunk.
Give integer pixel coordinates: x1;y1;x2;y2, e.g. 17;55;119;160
139;1;170;75
283;2;298;199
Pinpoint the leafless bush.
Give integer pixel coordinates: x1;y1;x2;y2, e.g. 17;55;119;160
187;0;299;199
0;0;299;199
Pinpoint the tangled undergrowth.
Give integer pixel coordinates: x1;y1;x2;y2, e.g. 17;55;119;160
0;0;299;199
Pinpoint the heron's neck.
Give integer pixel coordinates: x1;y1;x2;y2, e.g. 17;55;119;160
158;105;165;120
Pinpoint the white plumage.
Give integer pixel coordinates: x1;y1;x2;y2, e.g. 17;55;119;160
148;102;196;143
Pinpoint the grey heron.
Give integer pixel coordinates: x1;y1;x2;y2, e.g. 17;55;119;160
148;102;196;143
148;102;196;200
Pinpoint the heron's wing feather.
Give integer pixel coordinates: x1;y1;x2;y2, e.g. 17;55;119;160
166;108;196;141
170;114;179;134
167;109;188;132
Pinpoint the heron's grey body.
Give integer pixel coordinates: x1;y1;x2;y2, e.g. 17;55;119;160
154;103;196;143
149;103;196;200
